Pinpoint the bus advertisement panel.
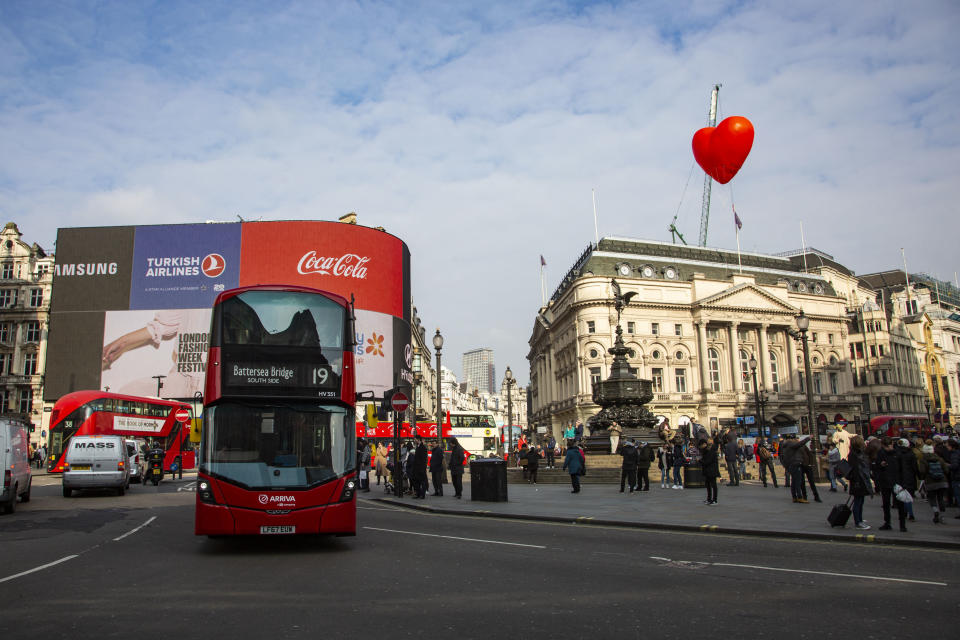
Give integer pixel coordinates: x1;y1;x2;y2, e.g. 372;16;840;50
195;285;358;538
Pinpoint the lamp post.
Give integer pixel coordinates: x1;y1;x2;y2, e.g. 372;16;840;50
749;354;763;441
795;310;821;480
152;375;165;398
924;397;931;429
433;329;444;450
505;366;515;462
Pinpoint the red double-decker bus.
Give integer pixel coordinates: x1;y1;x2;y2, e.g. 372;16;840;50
195;285;358;538
46;391;195;473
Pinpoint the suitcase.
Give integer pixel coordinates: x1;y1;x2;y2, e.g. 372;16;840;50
827;501;852;527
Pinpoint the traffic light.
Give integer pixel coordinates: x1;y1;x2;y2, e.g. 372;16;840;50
29;424;35;433
365;403;377;428
377;387;395;421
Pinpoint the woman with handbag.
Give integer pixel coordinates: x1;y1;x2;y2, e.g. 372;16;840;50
847;435;874;530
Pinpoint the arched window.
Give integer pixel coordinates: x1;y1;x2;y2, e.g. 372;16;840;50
708;348;721;392
769;350;780;392
740;349;753;393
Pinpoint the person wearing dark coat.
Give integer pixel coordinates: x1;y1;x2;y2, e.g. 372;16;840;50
429;440;445;496
723;430;739;486
700;438;720;504
895;438;919;521
619;441;639;492
636;442;653;491
872;437;907;532
526;445;540;484
448;438;465;498
847;436;874;530
411;435;429;499
562;439;585;493
798;439;822;503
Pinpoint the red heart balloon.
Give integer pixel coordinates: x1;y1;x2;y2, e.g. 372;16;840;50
691;116;754;184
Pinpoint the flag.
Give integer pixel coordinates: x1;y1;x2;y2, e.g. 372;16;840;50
734;207;742;231
540;255;546;266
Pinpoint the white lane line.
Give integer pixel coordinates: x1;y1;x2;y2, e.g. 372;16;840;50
363;526;547;549
713;562;947;586
113;516;157;541
0;555;78;584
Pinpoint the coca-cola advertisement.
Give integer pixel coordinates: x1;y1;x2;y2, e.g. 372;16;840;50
238;221;408;319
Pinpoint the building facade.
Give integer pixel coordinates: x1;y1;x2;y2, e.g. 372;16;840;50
462;347;495;395
527;237;863;442
0;223;54;445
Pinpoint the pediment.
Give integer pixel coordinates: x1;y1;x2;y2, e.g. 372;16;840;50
694;284;797;314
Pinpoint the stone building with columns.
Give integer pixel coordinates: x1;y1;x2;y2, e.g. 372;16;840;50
527;237;862;441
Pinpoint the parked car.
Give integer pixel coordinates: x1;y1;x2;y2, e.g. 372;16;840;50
0;418;32;514
125;439;146;484
62;435;130;497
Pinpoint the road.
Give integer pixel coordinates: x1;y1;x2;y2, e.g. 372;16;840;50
1;478;957;638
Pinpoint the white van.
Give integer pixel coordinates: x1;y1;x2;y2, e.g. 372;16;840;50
62;435;130;497
0;419;32;514
124;439;146;484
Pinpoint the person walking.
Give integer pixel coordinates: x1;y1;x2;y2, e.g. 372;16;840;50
723;430;739;486
375;441;389;486
798;438;822;503
358;439;372;492
546;435;557;469
658;444;672;488
700;437;720;505
619;440;638;492
526;445;540;484
562;439;585;493
429;439;445;496
636;441;653;491
755;437;778;488
779;435;808;503
736;438;749;482
848;435;874;530
448;437;465;499
873;436;907;532
411;435;428;499
895;438;919;521
671;438;685;489
826;441;848;493
921;442;950;523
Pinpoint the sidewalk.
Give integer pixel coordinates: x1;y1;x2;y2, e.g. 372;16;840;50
372;478;960;550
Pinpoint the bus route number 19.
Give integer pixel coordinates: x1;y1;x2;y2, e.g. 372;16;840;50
312;366;330;387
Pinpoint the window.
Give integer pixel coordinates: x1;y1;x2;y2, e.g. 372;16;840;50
707;348;721;392
0;289;16;308
651;350;661;360
23;352;36;376
870;345;877;358
18;387;32;414
651;322;659;336
739;349;752;393
854;342;864;359
881;370;889;384
707;328;719;340
23;321;40;343
1;263;12;279
812;332;818;343
829;372;838;394
675;351;684;361
651;368;664;392
587;321;595;334
813;372;822;394
876;396;883;412
878;344;885;356
674;368;687;393
0;353;9;374
738;330;750;342
0;323;11;343
627;322;635;334
589;367;602;386
828;333;834;345
30;288;43;307
769;351;780;392
675;324;682;336
589;348;599;359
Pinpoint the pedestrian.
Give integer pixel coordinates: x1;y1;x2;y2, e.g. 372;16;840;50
723;430;739;486
921;441;950;523
847;435;874;530
429;439;445;496
736;438;749;481
798;437;822;503
658;444;672;488
411;435;428;499
562;439;585;493
700;437;720;505
526;444;540;484
872;436;907;532
448;437;465;498
546;435;557;469
636;441;653;491
671;438;685;489
894;438;919;521
607;421;622;454
619;440;638;492
574;419;584;444
779;434;807;503
826;441;848;493
357;439;372;492
563;423;575;442
831;424;852;460
375;441;389;486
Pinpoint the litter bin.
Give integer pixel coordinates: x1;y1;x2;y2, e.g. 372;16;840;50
470;459;508;502
683;463;704;489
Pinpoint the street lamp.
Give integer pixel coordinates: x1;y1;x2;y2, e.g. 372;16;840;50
505;366;515;461
749;354;763;441
924;397;931;428
152;375;166;398
433;329;444;450
794;310;821;480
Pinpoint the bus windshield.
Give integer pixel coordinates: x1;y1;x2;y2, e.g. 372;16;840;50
219;290;345;348
202;401;353;490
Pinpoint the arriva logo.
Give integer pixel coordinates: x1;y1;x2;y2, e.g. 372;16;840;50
258;494;296;504
297;252;370;279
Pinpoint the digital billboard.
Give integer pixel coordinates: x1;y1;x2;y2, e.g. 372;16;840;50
44;221;412;402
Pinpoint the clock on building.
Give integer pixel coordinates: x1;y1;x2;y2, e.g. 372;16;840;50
641;265;655;278
618;263;631;276
664;266;678;280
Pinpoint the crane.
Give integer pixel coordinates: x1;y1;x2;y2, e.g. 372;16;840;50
698;84;721;247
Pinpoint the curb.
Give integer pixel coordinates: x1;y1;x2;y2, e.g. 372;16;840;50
369;497;960;551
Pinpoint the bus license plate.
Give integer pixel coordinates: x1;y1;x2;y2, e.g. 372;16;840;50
260;526;295;535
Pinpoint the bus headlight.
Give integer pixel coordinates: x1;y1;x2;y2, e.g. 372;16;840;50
339;478;357;502
197;480;217;504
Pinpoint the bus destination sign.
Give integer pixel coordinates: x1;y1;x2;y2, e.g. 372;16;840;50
223;361;340;398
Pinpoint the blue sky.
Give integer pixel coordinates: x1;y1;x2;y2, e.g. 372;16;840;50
2;0;959;386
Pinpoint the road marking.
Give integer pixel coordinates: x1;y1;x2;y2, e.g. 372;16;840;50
0;555;78;584
650;556;946;586
363;526;547;549
113;516;157;541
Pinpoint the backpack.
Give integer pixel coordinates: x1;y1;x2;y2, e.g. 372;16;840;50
926;458;945;481
758;445;771;461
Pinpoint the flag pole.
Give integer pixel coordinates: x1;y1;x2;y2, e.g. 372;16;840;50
800;222;808;272
733;204;743;273
539;256;547;307
736;226;742;274
592;188;600;247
